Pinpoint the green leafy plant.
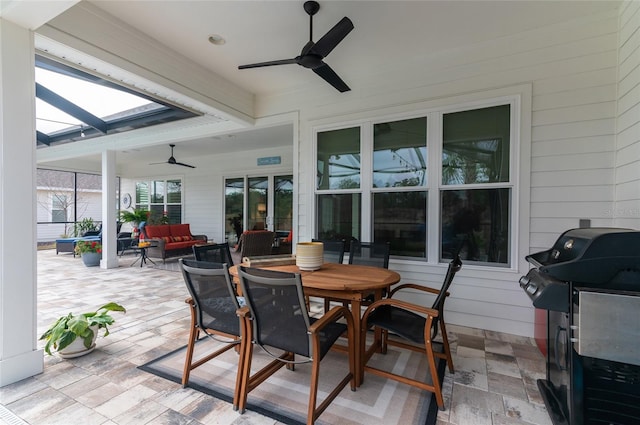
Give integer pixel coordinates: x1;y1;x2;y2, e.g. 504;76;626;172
74;239;102;255
119;208;150;225
74;217;99;237
39;302;126;355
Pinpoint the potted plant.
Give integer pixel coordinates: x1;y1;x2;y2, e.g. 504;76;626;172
119;208;151;237
39;302;126;358
119;208;150;227
73;217;99;237
75;239;102;267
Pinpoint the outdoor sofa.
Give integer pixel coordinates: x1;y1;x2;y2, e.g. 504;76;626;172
140;223;207;261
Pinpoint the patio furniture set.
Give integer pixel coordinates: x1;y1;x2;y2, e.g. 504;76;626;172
178;241;463;424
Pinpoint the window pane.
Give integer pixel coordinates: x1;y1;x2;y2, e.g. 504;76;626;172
274;175;293;233
225;178;244;244
373;191;427;258
166;180;182;203
136;182;149;204
248;177;268;231
317;193;361;244
442;105;510;185
149;205;165;224
317;127;361;190
373;117;427;188
151;181;165;203
165;205;181;224
441;188;510;265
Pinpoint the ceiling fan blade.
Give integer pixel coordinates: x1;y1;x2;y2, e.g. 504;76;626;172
313;63;350;92
238;58;298;69
174;162;196;169
149;161;168;165
311;17;354;58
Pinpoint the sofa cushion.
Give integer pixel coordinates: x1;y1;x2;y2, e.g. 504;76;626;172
170;224;191;237
165;240;199;250
145;225;171;238
171;235;193;242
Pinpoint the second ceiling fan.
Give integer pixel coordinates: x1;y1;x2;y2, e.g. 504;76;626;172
150;144;196;168
238;1;354;92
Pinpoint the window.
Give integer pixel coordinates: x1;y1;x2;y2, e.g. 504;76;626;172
441;105;511;265
135;179;182;224
315;101;515;267
225;178;244;244
52;194;67;222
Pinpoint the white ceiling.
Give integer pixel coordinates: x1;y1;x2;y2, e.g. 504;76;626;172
37;0;620;169
87;0;619;96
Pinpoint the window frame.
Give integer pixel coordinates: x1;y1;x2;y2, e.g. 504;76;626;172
134;178;183;224
313;93;522;269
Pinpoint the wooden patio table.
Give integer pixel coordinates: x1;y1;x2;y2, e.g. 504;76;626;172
229;262;401;387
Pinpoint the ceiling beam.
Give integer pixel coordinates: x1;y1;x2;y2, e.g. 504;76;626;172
36;83;108;134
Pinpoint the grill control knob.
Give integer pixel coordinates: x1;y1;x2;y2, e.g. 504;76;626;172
525;282;538;295
519;276;538;295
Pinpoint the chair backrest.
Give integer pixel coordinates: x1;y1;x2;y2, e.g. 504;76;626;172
430;255;462;337
179;259;240;337
348;241;390;269
193;242;234;266
237;266;312;357
312;239;345;264
240;231;276;258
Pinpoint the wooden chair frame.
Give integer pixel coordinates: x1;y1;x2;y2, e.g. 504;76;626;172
236;268;356;425
360;256;461;410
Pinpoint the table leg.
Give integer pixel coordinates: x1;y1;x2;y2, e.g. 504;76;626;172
350;298;363;387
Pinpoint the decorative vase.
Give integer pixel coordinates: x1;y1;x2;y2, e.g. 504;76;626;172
296;242;324;271
81;252;101;267
57;325;99;359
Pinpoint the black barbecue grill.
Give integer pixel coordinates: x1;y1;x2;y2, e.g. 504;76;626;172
519;227;640;425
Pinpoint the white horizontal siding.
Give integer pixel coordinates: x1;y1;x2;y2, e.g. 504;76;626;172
615;1;640;229
285;9;624;337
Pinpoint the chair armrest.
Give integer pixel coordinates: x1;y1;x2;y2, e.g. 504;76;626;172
236;305;251;319
388;283;447;299
309;305;353;334
192;234;207;242
362;298;439;323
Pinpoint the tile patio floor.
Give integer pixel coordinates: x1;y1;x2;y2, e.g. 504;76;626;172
0;249;551;425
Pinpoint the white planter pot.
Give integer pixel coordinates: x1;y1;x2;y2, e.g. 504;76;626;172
57;325;99;359
296;242;324;271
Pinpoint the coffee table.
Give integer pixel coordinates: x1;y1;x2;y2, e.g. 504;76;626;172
131;242;157;267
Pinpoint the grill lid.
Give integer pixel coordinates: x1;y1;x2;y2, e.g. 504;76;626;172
525;227;640;285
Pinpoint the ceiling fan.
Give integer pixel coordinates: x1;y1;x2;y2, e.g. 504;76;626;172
150;144;196;168
238;1;354;93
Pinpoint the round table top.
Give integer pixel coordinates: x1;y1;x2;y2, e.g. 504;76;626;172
229;262;400;292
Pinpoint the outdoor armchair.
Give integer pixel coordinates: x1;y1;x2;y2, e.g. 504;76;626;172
179;259;244;410
193;242;234;266
236;266;356;425
361;255;462;410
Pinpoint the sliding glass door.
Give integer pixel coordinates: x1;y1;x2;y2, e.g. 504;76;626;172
224;174;293;246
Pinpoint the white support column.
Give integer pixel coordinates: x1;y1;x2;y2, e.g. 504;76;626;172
101;150;118;268
0;19;43;386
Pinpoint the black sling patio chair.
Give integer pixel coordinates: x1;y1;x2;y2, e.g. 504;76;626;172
193;242;234;266
348;240;391;269
179;259;244;410
236;266;356;425
361;255;462;410
348;240;392;306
